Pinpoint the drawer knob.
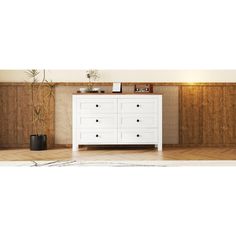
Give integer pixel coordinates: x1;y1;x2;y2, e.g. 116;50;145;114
137;104;140;107
96;119;99;122
96;104;99;107
137;119;140;122
137;134;140;137
96;134;99;137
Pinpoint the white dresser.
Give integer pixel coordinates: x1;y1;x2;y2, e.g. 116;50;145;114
72;94;162;151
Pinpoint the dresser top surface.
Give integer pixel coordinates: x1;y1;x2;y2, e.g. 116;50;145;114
73;93;162;96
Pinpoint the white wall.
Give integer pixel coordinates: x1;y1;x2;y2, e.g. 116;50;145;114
0;70;236;82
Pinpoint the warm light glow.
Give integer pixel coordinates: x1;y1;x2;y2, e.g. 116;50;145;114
185;82;198;85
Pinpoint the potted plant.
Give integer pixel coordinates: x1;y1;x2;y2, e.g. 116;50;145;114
26;69;54;151
86;70;100;92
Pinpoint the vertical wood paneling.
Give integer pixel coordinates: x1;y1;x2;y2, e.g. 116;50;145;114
0;84;55;148
180;85;236;146
7;86;17;146
0;86;17;147
202;87;223;145
180;86;203;144
0;86;6;145
16;85;33;146
1;83;236;148
223;86;236;144
0;87;7;145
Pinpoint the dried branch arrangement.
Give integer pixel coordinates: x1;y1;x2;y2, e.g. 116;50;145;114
86;69;100;91
25;70;55;135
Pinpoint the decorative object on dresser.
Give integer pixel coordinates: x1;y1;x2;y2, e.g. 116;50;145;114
72;94;162;151
26;69;54;151
85;69;100;92
78;87;104;94
112;82;122;93
134;83;153;93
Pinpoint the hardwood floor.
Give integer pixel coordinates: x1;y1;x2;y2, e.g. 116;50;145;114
1;146;236;161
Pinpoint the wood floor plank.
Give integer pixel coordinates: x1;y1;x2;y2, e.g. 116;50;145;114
0;147;236;161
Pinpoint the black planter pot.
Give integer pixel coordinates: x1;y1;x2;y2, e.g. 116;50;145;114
30;135;47;151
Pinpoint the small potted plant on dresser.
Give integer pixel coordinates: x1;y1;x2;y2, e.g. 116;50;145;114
26;69;54;151
86;69;100;92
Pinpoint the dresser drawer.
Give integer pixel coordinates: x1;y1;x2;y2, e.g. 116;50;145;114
78;115;117;128
77;98;117;114
118;129;158;144
118;99;157;113
78;130;117;144
118;115;157;128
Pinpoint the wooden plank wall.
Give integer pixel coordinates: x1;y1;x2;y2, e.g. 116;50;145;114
0;85;55;148
202;86;223;145
223;86;236;144
1;82;236;148
0;86;17;147
179;86;203;144
180;85;236;146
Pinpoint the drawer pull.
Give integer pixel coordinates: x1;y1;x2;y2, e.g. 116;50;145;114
96;119;99;122
137;119;140;122
136;134;140;137
96;134;99;137
96;104;99;107
136;104;140;107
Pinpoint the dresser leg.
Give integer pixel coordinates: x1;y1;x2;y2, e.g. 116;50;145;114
157;144;162;151
72;144;78;152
